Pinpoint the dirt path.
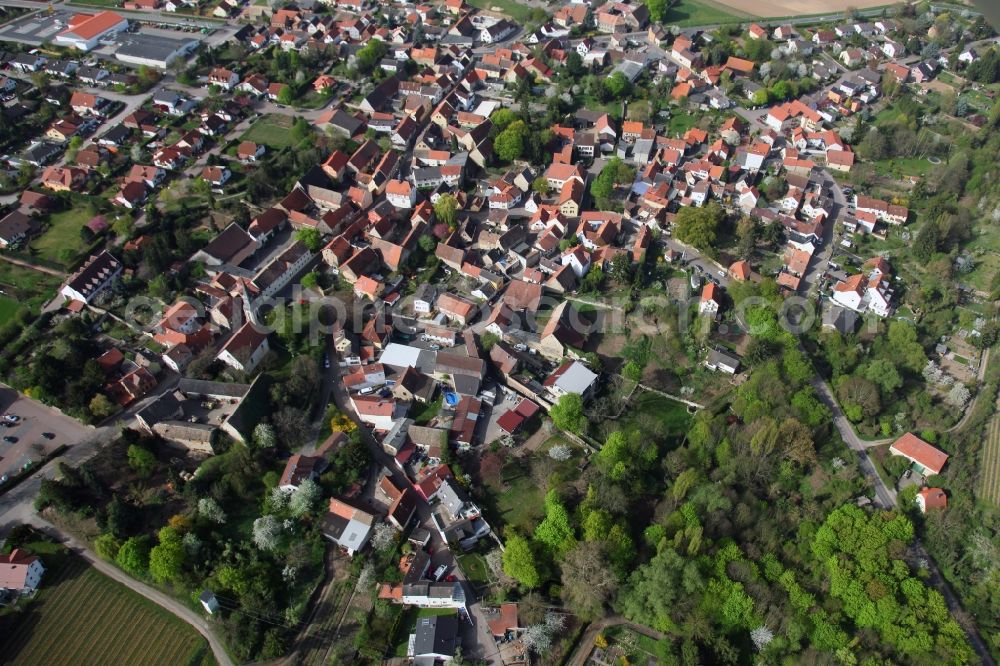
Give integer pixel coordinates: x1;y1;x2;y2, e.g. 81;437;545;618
283;550;352;666
0;253;67;277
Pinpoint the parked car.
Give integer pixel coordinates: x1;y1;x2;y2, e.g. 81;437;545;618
433;565;448;581
42;432;55;439
3;436;17;443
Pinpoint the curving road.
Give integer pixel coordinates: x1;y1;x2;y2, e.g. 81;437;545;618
29;515;235;666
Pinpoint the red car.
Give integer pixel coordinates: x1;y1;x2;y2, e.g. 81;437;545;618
445;574;456;582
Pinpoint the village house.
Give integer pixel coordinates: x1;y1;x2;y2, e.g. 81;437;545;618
322;498;375;556
0;549;45;595
216;321;270;373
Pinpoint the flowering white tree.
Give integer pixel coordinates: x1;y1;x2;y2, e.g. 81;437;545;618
545;612;566;632
357;563;375;589
946;383;970;409
521;625;553;654
289;479;322;517
282;565;298;583
182;532;202;556
922;360;943;384
252;515;282;551
751;625;774;651
371;523;397;551
548;444;572;461
253;422;277;450
268;486;291;512
485;549;505;577
198;497;227;524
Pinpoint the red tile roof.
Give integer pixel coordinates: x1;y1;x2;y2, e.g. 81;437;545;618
63;11;125;40
917;487;947;511
890;433;948;475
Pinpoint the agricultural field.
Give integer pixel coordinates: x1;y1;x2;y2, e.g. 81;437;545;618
977;413;1000;505
0;548;215;666
709;0;891;19
240;114;298;150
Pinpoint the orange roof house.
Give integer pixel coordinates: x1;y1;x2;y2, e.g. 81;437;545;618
916;487;947;513
724;56;755;75
889;433;948;475
729;260;751;281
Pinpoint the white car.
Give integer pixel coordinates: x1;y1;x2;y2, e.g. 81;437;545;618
433;565;448;581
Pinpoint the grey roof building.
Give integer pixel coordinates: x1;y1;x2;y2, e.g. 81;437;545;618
411;614;459;661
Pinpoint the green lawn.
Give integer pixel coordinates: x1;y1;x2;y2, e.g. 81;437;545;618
0;296;21;326
0;545;215;666
660;0;747;27
962;220;1000;293
873;157;934;178
456;552;490;585
617;391;692;439
465;0;535;22
240;114;297;149
491;461;544;534
411;396;443;426
0;262;63;312
31;206;96;267
667;112;699;136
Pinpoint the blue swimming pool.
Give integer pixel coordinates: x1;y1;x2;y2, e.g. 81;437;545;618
443;391;459;406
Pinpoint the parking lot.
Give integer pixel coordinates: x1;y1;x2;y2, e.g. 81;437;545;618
0;10;75;46
0;386;91;479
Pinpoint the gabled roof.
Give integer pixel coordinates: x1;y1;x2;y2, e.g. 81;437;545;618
917;487;947;510
890;433;948;475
